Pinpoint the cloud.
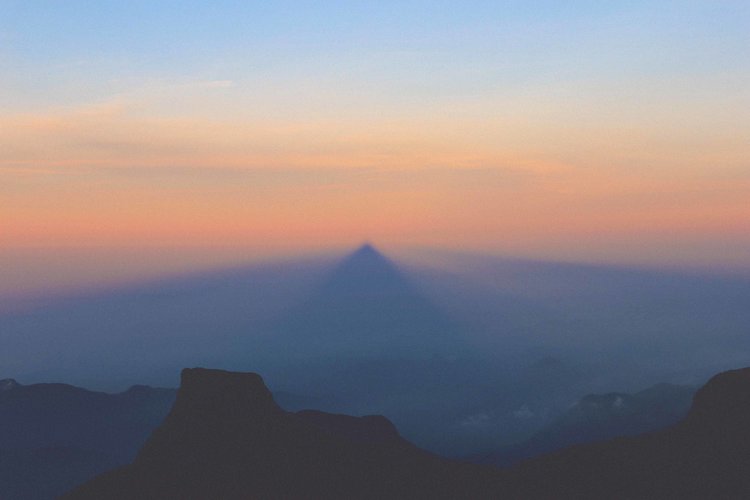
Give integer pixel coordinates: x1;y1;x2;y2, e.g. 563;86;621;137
0;99;564;178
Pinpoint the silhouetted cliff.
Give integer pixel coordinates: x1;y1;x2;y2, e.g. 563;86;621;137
500;367;750;498
67;367;750;499
66;368;500;499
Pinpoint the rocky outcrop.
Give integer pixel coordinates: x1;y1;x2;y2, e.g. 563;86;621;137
67;366;750;499
66;368;500;499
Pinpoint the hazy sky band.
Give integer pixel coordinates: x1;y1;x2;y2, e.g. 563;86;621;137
1;0;749;288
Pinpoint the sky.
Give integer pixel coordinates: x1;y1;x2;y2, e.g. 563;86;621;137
1;1;749;296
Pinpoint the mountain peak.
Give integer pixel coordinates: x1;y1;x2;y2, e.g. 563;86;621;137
135;368;282;465
683;367;750;431
67;367;496;499
174;367;278;417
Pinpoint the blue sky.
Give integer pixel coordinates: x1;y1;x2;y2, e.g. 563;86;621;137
3;1;747;111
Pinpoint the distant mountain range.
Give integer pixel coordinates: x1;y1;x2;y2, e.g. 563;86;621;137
478;382;695;466
499;366;750;498
65;366;750;499
3;244;750;497
0;377;332;500
1;370;694;499
0;379;175;500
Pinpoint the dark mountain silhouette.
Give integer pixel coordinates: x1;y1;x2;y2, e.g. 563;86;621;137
67;366;750;499
480;382;695;466
2;247;747;462
0;379;175;500
500;367;750;498
65;368;501;499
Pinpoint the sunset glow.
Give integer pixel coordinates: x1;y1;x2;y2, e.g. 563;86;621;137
2;1;749;296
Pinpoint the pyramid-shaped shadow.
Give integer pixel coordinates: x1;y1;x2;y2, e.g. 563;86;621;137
265;244;470;361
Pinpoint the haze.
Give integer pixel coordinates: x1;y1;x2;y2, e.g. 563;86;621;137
3;4;750;498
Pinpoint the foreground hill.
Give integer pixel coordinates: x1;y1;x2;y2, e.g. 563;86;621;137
500;367;750;498
67;366;750;499
65;368;501;499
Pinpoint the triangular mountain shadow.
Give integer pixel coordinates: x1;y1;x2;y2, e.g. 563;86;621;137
262;244;471;361
317;243;412;296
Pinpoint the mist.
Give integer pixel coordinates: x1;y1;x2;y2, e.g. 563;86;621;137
1;245;749;457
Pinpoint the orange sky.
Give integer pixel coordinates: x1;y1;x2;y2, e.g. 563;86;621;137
2;2;749;296
2;101;748;265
